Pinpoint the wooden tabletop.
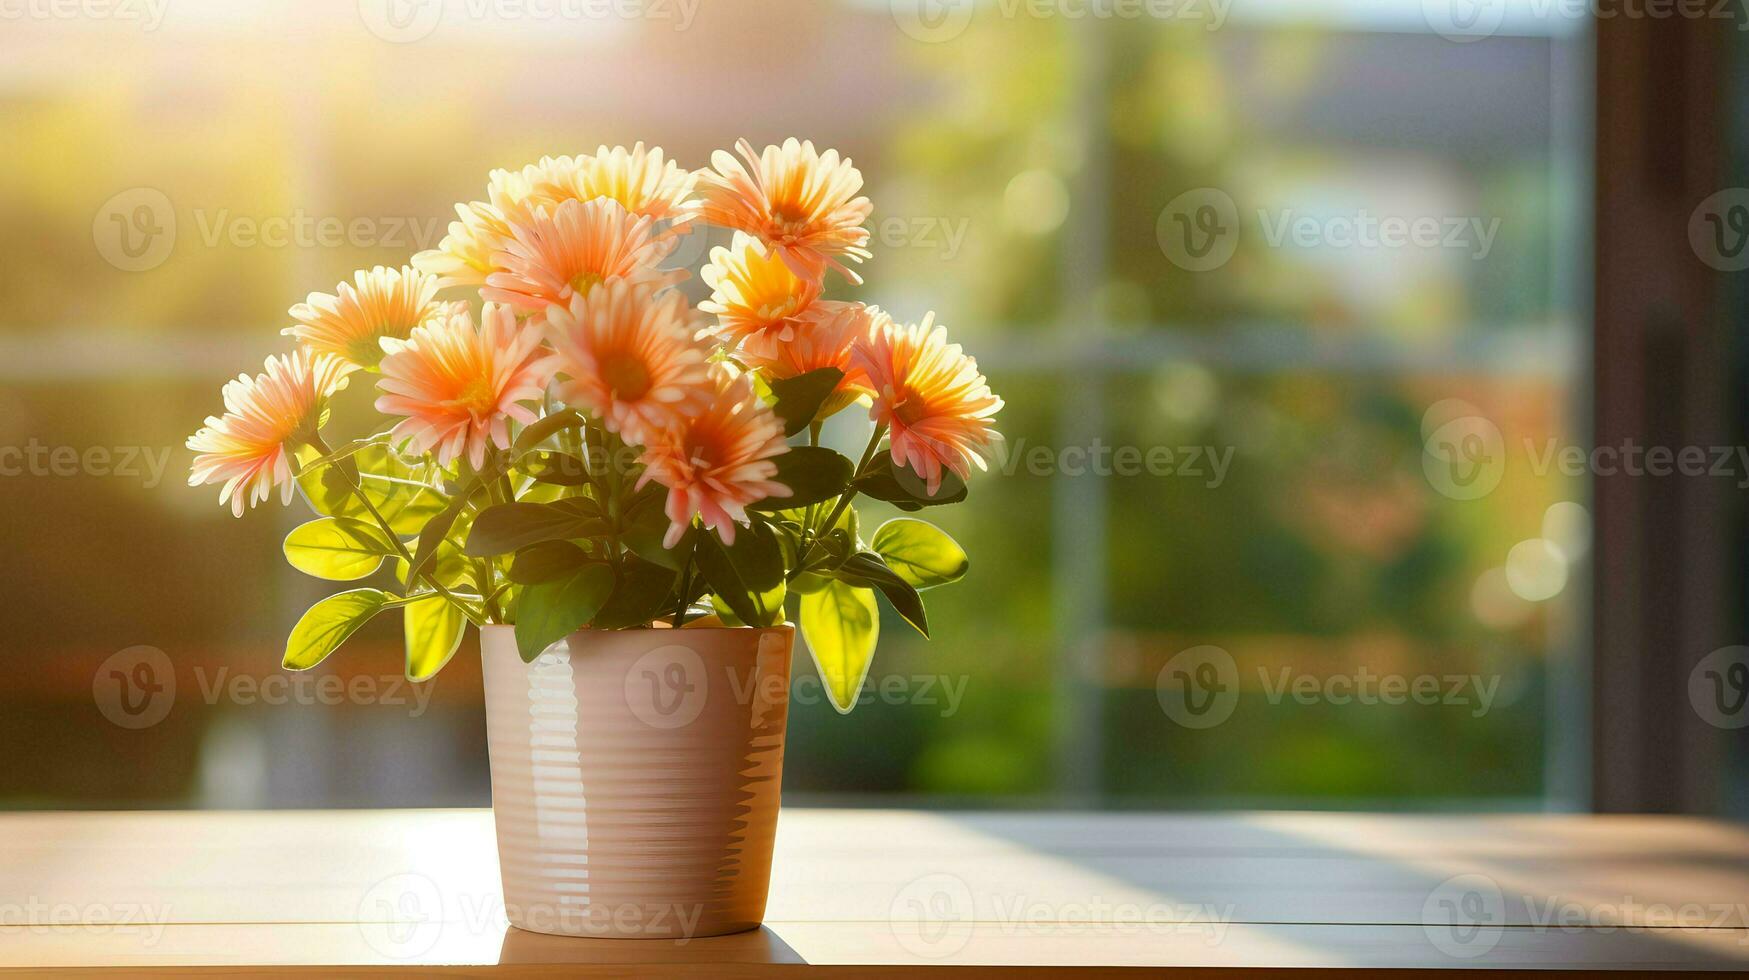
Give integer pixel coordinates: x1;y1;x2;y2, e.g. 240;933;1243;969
1;809;1747;975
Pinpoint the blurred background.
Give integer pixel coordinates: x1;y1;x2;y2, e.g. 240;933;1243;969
0;0;1742;814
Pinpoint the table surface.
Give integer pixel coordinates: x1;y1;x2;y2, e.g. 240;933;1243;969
1;809;1747;975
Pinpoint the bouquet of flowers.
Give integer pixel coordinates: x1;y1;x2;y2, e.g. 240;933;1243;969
185;140;1002;712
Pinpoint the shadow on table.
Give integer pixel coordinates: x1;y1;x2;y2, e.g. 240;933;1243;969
943;811;1749;969
498;923;806;966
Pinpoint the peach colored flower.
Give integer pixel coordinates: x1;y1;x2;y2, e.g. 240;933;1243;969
696;138;873;284
542;279;710;441
531;143;698;224
413;169;537;288
284;266;445;370
739;301;880;422
374;303;549;471
483;197;682;313
700;231;830;346
636;365;791;548
851;313;1003;495
187;350;352;517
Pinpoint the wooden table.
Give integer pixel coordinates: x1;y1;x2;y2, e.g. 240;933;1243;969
2;809;1747;975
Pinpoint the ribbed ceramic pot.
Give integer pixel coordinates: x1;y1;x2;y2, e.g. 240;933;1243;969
478;624;794;940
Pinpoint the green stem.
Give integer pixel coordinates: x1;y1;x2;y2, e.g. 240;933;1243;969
304;434;486;624
671;548;695;629
793;424;886;578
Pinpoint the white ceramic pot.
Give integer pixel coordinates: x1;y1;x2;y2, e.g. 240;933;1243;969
478;624;794;940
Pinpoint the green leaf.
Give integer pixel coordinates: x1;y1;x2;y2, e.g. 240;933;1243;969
835;552;929;637
284;589;390;670
852;454;968;511
513;563;614;662
283;517;394;581
403;594;466;681
622;488;692;569
296;444;448;534
724;518;785;591
511;409;584;456
518;450;592;487
766;367;845;435
754;446;854;510
800;581;879;713
507;540;589;585
871;518;969;590
591;555;678;629
465;499;606;557
403;489;476;589
692;528;763;628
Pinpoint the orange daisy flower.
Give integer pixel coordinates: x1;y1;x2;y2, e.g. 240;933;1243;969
739;301;880;422
541;279;710;441
851;313;1003;495
374;303;549;471
483;197;682;313
284;266;445;370
187;350;352;517
696;138;873;284
532;143;698;225
412;169;535;289
636;365;791;548
700;231;829;346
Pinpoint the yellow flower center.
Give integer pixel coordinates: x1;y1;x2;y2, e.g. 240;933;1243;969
569;272;605;296
893;389;930;427
769;203;813;241
456;377;499;417
601;352;652;401
347;332;390;369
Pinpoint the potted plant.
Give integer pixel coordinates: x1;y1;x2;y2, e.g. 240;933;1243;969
185;139;1002;939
